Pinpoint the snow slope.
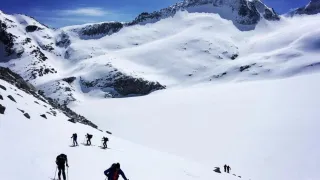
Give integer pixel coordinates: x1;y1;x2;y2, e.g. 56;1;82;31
73;73;320;180
63;12;320;86
0;78;238;180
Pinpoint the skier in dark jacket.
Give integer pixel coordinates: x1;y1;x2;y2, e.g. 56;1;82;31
102;137;109;148
104;163;128;180
227;165;231;173
224;164;227;172
71;133;78;146
86;133;93;145
56;154;69;180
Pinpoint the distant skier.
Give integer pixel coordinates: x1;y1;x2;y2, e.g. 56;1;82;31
102;136;109;149
86;133;93;145
56;154;69;180
224;164;227;173
104;163;128;180
227;165;231;173
71;133;78;146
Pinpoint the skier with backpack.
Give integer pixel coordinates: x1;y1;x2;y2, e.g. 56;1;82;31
224;164;227;173
227;165;231;173
86;133;93;145
71;133;78;146
55;154;69;180
102;136;109;149
104;163;128;180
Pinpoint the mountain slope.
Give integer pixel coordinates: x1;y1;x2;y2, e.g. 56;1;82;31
0;66;97;127
0;11;165;104
0;69;239;180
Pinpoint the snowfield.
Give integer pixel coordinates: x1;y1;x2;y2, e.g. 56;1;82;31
73;73;320;180
0;79;238;180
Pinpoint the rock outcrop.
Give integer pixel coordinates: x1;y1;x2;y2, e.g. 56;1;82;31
0;67;98;128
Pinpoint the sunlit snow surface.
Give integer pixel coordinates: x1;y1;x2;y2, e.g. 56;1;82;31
73;73;320;180
0;79;237;180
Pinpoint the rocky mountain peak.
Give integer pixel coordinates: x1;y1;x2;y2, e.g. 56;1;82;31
67;0;279;39
289;0;320;16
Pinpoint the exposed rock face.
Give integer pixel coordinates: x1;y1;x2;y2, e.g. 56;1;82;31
0;20;16;56
79;64;165;98
0;67;37;92
113;76;165;96
25;25;43;32
40;114;47;119
23;113;30;119
290;0;320;15
0;84;6;90
62;77;76;84
0;103;5;114
80;22;124;37
7;95;16;102
0;67;98;128
55;32;71;48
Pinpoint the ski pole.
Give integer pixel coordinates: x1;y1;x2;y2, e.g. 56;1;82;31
54;166;57;180
67;167;69;180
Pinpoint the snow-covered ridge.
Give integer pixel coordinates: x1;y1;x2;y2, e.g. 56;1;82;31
0;66;97;128
288;0;320;16
129;0;279;27
0;12;165;104
65;0;279;38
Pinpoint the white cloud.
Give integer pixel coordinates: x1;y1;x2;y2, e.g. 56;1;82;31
59;7;109;16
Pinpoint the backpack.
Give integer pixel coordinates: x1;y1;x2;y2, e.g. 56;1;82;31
56;154;67;165
104;137;109;141
88;134;93;139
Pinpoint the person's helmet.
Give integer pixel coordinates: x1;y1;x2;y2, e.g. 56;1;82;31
115;163;120;169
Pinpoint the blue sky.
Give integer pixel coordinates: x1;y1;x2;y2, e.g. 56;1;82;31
1;0;310;28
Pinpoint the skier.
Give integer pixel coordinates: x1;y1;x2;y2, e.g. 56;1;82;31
71;133;78;146
227;165;231;173
102;136;109;149
104;163;128;180
56;154;69;180
86;133;93;145
224;164;227;173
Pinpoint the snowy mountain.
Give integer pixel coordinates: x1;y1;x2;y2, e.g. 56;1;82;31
68;0;279;38
289;0;320;16
0;11;165;104
0;0;319;106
